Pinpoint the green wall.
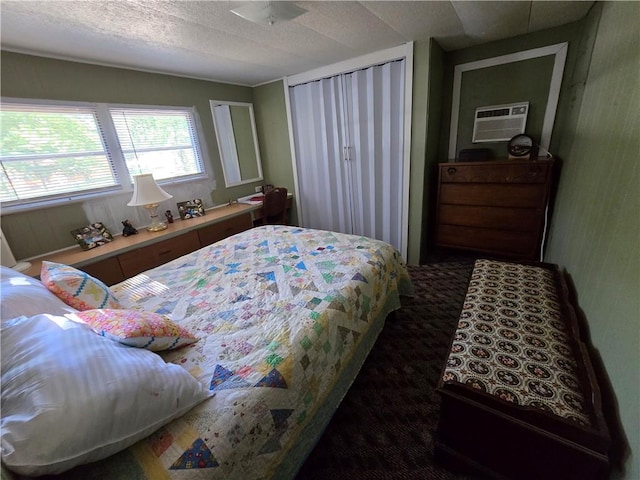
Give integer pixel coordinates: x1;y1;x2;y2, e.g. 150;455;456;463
438;20;586;161
545;3;639;478
456;55;554;157
0;52;262;259
252;80;298;226
421;39;445;262
252;81;294;192
407;40;431;265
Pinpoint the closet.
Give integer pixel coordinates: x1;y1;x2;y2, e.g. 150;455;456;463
288;56;409;256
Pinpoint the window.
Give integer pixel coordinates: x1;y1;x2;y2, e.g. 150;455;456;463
109;107;205;183
0;100;208;210
0;103;118;203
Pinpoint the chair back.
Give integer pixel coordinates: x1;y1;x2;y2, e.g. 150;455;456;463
262;187;288;225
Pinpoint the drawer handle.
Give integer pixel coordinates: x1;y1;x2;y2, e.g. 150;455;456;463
158;250;172;256
447;167;457;175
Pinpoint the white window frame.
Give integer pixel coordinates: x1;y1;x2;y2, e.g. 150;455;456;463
0;97;211;213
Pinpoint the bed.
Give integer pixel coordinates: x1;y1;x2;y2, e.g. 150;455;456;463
1;225;412;479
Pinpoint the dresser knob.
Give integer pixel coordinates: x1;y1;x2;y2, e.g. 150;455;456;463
447;167;457;175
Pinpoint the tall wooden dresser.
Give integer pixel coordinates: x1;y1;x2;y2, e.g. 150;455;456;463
434;158;554;260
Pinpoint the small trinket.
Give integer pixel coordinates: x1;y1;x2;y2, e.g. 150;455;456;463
121;220;138;237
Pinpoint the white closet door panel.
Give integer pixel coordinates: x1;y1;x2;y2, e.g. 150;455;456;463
345;60;405;252
290;77;352;234
289;58;406;254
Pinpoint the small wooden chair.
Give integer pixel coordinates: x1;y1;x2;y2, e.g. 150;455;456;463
262;187;288;225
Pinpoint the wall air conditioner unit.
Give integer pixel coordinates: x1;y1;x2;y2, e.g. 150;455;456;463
472;102;529;143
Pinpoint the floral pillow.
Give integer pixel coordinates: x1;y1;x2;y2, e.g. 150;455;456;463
40;261;121;311
70;309;198;351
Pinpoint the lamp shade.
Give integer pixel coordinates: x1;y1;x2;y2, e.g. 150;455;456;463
127;174;172;206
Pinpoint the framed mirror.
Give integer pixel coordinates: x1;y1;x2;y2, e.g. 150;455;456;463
210;100;263;187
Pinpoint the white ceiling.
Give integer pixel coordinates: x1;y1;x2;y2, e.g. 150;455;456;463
0;1;594;87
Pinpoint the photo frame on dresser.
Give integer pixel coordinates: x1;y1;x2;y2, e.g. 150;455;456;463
71;222;114;251
177;199;205;220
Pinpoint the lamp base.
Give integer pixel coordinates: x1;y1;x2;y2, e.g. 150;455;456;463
12;261;32;273
144;204;169;232
147;223;168;232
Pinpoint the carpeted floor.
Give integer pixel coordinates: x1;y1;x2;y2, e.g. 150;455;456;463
295;261;475;480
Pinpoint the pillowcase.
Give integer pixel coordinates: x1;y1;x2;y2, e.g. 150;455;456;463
40;261;122;311
0;266;78;320
0;314;211;476
70;309;199;351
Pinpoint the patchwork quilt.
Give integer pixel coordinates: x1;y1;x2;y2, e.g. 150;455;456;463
59;225;411;479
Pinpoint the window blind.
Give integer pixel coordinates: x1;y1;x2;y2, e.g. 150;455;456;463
1;100;210;211
109;108;205;183
0;103;118;204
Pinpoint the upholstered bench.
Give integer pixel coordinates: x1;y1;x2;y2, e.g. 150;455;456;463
435;259;610;480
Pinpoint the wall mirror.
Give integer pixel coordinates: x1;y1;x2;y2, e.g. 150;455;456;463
210;100;263;187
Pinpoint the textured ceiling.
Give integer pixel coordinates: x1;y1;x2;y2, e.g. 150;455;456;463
0;1;594;86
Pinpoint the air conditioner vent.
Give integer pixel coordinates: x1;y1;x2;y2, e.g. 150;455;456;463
472;102;529;143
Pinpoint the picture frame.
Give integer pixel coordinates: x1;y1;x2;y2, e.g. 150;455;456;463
71;222;114;251
177;199;205;220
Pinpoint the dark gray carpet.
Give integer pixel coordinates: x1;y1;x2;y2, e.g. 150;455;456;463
296;262;475;480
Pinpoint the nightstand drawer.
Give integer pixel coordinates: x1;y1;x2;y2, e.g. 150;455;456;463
118;230;200;278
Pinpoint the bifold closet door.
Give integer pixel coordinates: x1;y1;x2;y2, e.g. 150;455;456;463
289;59;405;253
343;60;405;251
289;76;354;235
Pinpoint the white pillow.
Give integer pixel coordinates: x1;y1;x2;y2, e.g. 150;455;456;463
0;266;78;320
1;314;212;476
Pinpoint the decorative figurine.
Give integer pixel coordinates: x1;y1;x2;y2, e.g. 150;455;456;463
121;220;138;237
165;210;174;224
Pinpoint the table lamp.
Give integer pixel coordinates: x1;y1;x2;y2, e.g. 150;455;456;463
127;174;173;232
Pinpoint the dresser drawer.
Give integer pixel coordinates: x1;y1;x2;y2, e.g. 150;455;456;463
434;159;555;260
80;256;125;286
440;183;548;208
436;225;538;257
197;213;253;247
118;230;200;278
440;162;550;184
438;205;541;232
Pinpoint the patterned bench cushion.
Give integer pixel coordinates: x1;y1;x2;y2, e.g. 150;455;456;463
442;259;591;426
